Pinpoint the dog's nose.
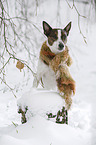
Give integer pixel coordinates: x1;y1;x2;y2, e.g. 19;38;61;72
58;42;64;50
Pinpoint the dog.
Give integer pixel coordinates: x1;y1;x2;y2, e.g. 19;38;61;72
33;21;75;110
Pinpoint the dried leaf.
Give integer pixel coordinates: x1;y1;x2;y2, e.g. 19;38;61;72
16;61;24;71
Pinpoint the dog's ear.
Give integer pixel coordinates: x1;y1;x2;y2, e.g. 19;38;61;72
64;22;72;36
43;21;52;37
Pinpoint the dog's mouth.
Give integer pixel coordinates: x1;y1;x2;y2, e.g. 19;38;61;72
58;47;64;51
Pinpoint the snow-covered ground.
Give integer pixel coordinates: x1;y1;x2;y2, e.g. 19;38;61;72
0;89;91;145
0;0;96;144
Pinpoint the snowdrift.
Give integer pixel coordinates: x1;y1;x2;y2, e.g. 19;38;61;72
0;89;91;145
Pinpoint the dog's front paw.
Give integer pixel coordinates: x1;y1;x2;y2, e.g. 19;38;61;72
64;95;72;110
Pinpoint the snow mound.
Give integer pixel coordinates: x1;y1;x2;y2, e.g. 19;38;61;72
17;89;65;120
17;89;91;129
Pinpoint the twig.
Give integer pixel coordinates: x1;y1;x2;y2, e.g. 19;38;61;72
0;55;36;76
11;56;36;77
0;57;11;73
65;0;87;43
0;77;17;98
78;15;87;43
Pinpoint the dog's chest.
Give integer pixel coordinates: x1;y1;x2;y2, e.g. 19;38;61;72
39;59;57;90
43;66;57;90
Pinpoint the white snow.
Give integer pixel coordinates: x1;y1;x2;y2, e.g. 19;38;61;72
0;0;96;144
18;89;64;116
0;116;91;145
0;88;92;145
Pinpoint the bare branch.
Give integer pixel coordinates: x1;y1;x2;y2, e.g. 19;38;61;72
0;77;17;98
0;57;11;73
0;0;39;98
65;0;87;43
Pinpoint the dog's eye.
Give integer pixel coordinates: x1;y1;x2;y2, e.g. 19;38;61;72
53;35;58;39
61;34;66;41
48;37;54;45
51;34;57;39
51;35;57;41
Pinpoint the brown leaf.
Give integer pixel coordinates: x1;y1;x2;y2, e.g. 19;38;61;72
16;61;24;71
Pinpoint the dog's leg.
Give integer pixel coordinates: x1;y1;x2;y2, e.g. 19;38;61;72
33;59;48;88
56;65;75;110
33;76;40;88
57;82;73;110
33;59;43;88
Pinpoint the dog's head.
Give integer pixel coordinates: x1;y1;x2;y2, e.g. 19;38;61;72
43;21;71;54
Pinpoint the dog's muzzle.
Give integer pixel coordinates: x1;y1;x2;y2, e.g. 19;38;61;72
58;42;64;51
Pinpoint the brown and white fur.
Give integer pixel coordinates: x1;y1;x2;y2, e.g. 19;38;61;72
33;21;75;110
